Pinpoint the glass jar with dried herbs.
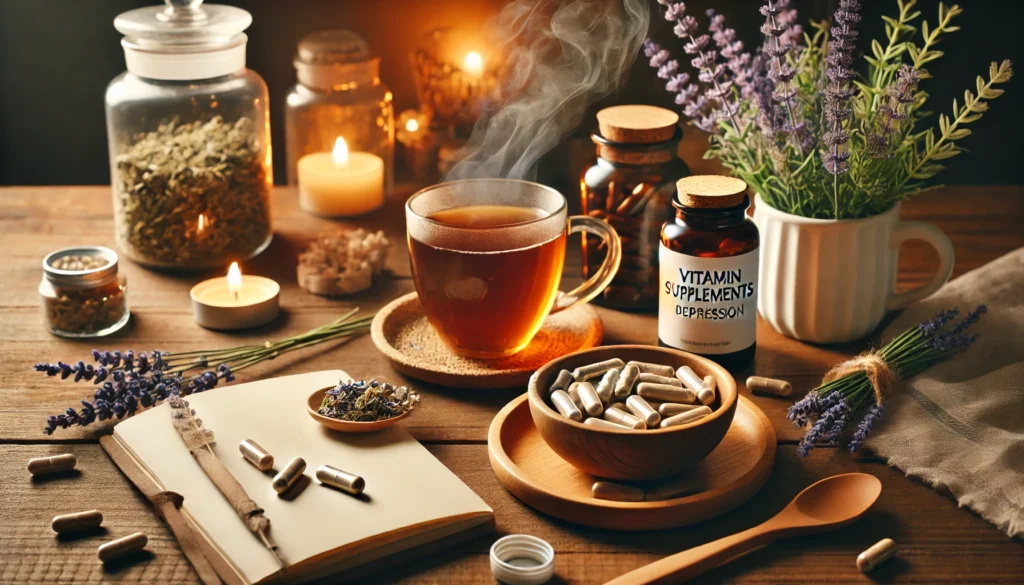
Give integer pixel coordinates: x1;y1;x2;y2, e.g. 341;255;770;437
39;247;129;338
105;0;273;269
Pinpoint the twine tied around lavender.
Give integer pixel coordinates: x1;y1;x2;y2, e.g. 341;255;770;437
821;351;899;407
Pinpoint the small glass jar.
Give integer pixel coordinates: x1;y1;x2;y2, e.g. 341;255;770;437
581;106;690;312
40;247;129;338
659;176;759;371
105;0;273;270
285;30;394;199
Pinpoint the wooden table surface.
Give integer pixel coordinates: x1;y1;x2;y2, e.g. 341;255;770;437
1;184;1022;584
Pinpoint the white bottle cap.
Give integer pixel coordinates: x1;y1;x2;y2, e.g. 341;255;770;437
489;534;555;585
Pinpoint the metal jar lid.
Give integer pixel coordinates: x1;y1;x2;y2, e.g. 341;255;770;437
42;247;120;288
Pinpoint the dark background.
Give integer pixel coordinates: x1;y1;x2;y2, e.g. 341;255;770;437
1;0;1021;187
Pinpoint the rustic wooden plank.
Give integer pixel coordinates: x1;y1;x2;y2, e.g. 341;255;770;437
2;444;1020;585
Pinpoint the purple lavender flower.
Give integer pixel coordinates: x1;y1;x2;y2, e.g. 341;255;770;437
759;0;808;155
821;0;862;175
917;307;960;337
707;9;755;99
848;403;885;453
868;65;920;157
797;393;850;457
786;392;821;427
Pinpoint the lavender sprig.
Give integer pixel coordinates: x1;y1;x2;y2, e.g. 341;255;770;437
821;0;862;218
788;304;985;456
760;0;808;156
868;64;920;157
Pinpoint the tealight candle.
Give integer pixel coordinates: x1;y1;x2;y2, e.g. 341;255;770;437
190;263;280;330
298;137;384;217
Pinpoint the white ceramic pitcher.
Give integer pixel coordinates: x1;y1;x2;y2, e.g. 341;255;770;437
753;195;954;343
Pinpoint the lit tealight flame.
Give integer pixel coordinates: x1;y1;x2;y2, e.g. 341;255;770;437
332;137;349;166
463;51;484;77
227;262;242;302
405;118;420;133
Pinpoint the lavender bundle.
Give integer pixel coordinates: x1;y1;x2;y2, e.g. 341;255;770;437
37;309;372;434
644;0;1013;219
788;304;986;456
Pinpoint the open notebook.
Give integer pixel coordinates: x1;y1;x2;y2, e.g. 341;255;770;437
101;370;493;585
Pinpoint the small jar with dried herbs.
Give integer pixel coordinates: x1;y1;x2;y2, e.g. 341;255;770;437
39;247;129;338
105;0;273;269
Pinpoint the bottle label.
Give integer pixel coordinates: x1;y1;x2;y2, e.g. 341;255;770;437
658;246;758;355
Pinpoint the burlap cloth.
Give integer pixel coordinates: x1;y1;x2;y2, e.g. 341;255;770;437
864;247;1024;538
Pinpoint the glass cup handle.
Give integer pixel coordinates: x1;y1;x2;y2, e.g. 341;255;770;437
551;216;622;314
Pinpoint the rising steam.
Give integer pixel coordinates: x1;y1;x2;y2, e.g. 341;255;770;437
446;0;649;180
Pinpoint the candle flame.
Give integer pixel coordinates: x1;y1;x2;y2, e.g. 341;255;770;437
463;51;484;76
332;137;349;166
227;262;242;301
197;213;206;232
405;118;420;133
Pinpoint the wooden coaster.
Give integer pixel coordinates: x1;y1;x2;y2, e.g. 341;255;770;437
488;394;776;530
596;105;679;144
371;292;603;389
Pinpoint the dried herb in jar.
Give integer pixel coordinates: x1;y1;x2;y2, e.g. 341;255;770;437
318;379;419;422
112;116;272;267
39;247;129;338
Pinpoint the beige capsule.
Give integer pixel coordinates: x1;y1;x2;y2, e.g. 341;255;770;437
594;368;620;404
549;369;573;395
572;358;625;382
584;417;632;431
28;454;77;476
658;402;704;417
51;510;103;534
625;395;661;427
697;387;716;406
567;384;585;411
659;406;713;428
272;457;306;494
857;538;897;573
576;382;604;416
608;402;630;413
746;376;793;397
591;481;645;502
551;390;583;421
97;532;148;563
316;465;365;495
674;366;705;391
626;361;676;378
239;439;274;471
613;364;640;399
703;375;718;393
603;407;646;429
637;382;696;404
636;373;682;387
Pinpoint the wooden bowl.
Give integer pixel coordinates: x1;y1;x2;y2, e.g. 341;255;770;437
527;345;737;480
306;386;411;433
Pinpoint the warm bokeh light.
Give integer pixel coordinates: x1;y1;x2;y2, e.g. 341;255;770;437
332;137;349;166
197;213;206;232
227;262;242;300
463;51;484;76
405;118;420;133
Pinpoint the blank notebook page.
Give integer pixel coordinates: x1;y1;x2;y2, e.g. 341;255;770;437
113;370;492;584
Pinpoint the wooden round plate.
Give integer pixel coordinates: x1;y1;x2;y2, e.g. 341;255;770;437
488;393;776;530
370;292;603;389
306;386;411;433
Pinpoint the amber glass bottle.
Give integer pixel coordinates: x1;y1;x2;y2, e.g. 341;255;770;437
659;176;759;371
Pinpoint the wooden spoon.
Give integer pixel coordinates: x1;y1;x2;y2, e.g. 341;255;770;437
604;473;882;585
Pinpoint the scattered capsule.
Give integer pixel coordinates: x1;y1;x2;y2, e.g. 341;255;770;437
637;383;696;404
28;454;77;476
636;373;682;387
626;395;661;427
857;538;897;573
576;382;604;416
659;406;712;428
603;407;646;429
52;510;103;534
551;390;582;421
97;532;148;563
584;417;631;431
272;457;306;494
658;402;704;417
746;376;793;397
549;369;573;395
572;358;625;382
674;366;705;392
239;439;274;472
626;361;676;378
594;368;620;404
592;481;645;502
316;465;365;495
613;364;640;399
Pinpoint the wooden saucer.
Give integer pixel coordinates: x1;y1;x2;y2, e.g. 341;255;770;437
371;292;603;389
488;394;776;530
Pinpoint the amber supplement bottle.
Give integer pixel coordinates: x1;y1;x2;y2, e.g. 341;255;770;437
659;176;759;370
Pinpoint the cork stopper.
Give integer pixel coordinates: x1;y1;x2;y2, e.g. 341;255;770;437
597;105;679;144
675;175;749;209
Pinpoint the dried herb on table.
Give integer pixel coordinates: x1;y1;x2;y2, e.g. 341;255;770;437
113;115;271;266
318;379;420;422
36;309;373;434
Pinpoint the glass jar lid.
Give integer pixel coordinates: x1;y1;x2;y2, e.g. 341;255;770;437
294;30;380;91
114;0;252;51
43;246;120;288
